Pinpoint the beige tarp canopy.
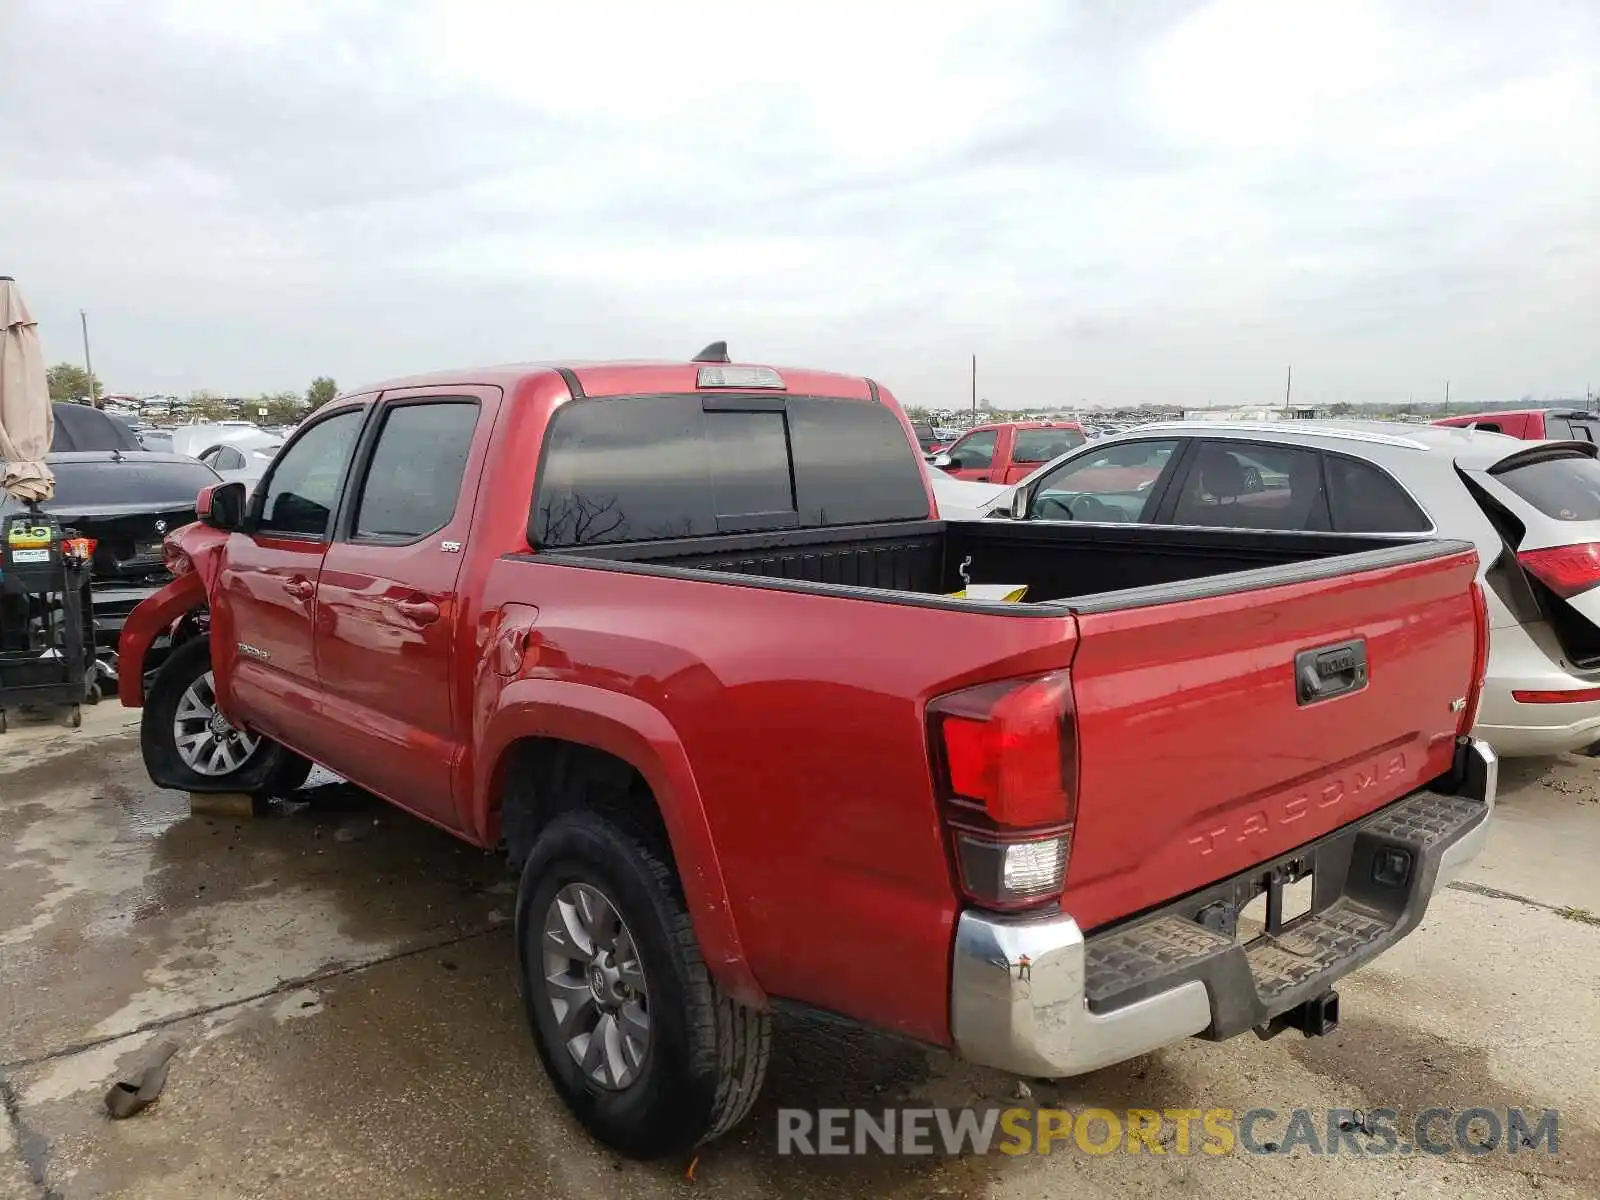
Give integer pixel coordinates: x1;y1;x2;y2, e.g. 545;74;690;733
0;277;55;504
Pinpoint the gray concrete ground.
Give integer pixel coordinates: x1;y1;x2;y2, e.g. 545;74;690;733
1;704;1597;1199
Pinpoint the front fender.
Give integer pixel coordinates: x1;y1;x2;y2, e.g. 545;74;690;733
477;678;765;1009
117;572;207;708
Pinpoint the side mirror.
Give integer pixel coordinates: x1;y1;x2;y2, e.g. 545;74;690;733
197;481;248;531
1010;488;1030;520
931;452;956;470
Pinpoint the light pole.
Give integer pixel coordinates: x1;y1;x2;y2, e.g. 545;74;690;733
79;309;98;408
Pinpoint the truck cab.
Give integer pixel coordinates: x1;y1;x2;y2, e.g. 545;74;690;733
931;419;1087;483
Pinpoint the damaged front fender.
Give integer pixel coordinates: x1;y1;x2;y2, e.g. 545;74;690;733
117;572;207;708
117;522;233;708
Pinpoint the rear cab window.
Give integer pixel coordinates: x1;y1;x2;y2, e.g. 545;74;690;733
1011;427;1086;465
531;395;930;548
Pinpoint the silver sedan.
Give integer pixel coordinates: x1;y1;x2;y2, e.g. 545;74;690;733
195;433;282;497
983;420;1600;758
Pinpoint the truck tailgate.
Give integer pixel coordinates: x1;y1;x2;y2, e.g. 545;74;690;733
1062;541;1483;932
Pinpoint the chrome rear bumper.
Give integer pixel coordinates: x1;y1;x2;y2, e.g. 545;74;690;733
950;739;1497;1078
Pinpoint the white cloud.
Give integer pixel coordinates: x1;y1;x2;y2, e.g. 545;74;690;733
0;0;1593;407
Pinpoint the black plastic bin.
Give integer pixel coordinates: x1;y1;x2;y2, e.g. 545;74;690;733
0;506;95;732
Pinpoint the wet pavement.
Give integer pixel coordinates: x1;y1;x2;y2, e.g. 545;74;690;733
1;705;1597;1198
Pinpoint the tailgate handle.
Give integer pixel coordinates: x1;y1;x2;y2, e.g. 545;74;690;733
1296;639;1368;705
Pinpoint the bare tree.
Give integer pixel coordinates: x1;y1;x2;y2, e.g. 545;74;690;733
537;494;629;546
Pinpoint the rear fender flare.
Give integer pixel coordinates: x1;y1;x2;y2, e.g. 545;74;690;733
116;572;208;708
479;678;764;1009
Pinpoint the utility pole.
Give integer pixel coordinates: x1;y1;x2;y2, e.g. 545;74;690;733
970;354;977;422
79;309;99;408
1444;379;1450;413
1285;364;1292;409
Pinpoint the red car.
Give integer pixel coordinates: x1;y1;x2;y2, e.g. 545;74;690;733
120;354;1495;1158
1434;408;1600;441
932;419;1088;483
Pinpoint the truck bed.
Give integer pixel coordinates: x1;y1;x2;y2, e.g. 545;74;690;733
498;518;1481;1042
547;517;1457;612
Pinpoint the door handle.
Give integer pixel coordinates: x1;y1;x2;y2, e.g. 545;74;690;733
392;597;441;625
283;576;315;601
1295;639;1369;705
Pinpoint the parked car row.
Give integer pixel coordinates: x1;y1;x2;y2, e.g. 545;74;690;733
0;404;227;685
118;350;1496;1161
930;419;1088;482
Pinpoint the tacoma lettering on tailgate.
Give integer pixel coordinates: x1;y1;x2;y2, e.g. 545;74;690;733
1187;752;1408;856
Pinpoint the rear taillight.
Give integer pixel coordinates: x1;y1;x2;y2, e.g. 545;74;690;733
1517;542;1600;599
929;670;1077;911
62;537;96;563
1512;686;1600;704
1461;581;1490;733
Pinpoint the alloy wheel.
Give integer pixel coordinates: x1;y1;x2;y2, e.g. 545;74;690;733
541;881;652;1091
173;670;261;776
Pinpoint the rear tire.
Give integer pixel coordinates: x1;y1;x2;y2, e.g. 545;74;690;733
515;808;770;1159
140;638;310;797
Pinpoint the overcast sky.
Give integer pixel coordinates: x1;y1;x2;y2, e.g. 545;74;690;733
2;0;1595;409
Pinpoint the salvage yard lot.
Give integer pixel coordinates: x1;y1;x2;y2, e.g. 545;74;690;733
2;708;1597;1200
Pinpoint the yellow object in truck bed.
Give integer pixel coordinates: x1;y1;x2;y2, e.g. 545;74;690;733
946;583;1029;602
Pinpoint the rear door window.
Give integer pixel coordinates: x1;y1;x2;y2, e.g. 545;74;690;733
532;395;929;548
352;401;480;541
1011;428;1086;465
1492;452;1600;521
1169;441;1331;531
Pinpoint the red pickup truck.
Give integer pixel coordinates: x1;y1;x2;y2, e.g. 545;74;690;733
931;419;1088;483
1435;408;1600;442
119;354;1496;1159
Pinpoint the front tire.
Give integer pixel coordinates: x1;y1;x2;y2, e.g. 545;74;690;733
515;809;771;1159
140;638;311;798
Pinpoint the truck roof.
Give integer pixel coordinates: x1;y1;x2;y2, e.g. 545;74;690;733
1435;407;1595;425
962;419;1085;434
345;360;881;403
